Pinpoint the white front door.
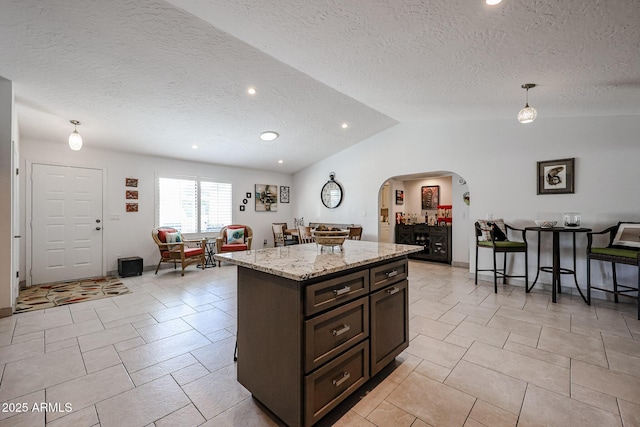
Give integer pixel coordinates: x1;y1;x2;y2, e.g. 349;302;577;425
31;164;103;285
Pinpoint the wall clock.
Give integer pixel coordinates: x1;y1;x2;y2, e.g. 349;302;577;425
321;172;343;209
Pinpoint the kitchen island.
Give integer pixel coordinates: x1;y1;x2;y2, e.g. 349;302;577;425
215;240;421;426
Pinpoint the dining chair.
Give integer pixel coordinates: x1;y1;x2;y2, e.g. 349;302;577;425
475;220;528;293
272;223;296;247
587;222;640;319
348;226;363;240
298;225;314;244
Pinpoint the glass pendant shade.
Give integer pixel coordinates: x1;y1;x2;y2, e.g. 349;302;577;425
68;130;83;150
517;104;537;124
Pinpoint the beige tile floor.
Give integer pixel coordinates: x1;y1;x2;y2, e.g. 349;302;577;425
1;261;639;426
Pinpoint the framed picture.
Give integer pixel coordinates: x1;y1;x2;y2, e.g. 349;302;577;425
280;186;290;203
421;185;439;210
395;190;404;205
125;178;138;187
255;184;278;212
612;223;640;248
125;190;138;200
125;203;138;212
537;158;575;195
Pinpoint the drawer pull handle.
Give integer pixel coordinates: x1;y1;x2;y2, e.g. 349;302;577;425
332;324;351;336
385;270;398;278
333;286;351;297
386;287;400;295
332;372;351;387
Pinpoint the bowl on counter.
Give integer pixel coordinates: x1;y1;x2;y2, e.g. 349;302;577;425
535;220;558;228
312;229;349;247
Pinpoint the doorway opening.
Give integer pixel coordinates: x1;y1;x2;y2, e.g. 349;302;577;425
378;171;470;268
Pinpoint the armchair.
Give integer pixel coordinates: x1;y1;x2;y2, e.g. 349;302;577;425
152;227;206;276
216;224;253;266
475;220;528;293
587;222;640;319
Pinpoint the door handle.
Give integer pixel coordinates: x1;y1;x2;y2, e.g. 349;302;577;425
96;227;102;231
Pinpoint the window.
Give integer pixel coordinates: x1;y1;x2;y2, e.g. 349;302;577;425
158;176;232;233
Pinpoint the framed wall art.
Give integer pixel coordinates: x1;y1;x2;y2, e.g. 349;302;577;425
280;186;290;203
396;190;404;205
125;190;138;200
125;178;138;187
126;203;138;212
537;158;575;195
255;184;278;212
421;185;439;210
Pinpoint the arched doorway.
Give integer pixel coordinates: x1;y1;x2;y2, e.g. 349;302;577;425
378;171;471;268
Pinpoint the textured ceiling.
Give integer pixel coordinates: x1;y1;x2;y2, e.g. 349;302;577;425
1;0;639;173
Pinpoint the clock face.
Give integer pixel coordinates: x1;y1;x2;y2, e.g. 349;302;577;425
321;180;343;208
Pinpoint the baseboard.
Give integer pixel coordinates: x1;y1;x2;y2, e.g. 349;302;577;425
0;306;13;318
452;261;469;269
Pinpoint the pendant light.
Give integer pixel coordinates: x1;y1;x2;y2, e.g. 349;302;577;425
517;84;537;124
68;120;83;150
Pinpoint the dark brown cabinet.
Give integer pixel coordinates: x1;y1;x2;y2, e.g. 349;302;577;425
236;256;410;426
396;224;452;264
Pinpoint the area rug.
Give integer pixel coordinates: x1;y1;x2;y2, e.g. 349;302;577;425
15;276;131;314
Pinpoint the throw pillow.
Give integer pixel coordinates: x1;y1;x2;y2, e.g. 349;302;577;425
611;222;640;249
294;217;305;228
227;228;245;245
165;232;182;243
477;219;507;241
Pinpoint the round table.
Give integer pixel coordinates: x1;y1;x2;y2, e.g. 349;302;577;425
524;227;591;303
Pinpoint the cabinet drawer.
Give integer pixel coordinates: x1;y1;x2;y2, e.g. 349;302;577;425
304;297;369;373
370;259;408;291
370;280;409;376
305;270;369;316
304;341;369;426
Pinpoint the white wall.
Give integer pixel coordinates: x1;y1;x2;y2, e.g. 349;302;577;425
293;115;640;293
19;139;293;279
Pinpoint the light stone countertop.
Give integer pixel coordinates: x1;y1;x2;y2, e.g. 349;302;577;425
213;240;423;281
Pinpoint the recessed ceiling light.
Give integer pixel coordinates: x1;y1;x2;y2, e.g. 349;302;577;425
192;145;198;149
485;0;502;5
260;131;279;141
247;87;256;95
341;123;349;129
278;160;283;164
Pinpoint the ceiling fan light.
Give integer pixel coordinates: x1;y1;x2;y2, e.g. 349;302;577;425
485;0;502;5
517;105;537;124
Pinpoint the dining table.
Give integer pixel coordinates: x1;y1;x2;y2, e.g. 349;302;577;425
524;226;591;303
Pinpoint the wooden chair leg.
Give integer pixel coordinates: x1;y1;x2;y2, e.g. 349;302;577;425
155;260;162;274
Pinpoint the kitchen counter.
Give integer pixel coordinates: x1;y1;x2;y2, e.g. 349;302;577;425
216;240;421;426
213;239;422;280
